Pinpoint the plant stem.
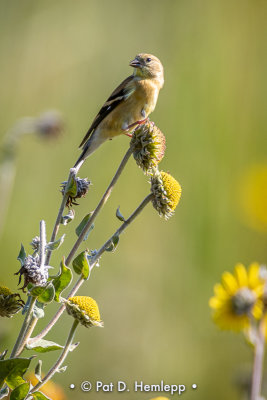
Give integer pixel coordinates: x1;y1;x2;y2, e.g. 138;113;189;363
29;193;153;344
9;296;36;358
65;147;133;266
251;316;266;400
45;169;76;265
28;276;84;345
29;319;79;395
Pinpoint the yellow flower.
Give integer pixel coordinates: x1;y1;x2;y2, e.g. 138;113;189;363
209;263;265;331
151;170;182;219
65;296;103;328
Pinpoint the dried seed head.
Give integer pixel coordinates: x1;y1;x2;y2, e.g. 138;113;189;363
151;170;182;219
15;255;50;292
61;177;90;207
130;120;166;174
0;286;25;318
65;296;103;328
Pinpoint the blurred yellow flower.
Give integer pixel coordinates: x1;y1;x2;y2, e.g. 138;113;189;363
150;398;170;400
238;164;267;232
209;263;265;331
27;374;66;400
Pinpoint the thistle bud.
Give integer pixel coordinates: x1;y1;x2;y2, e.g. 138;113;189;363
0;286;25;317
130;120;166;174
151;170;182;219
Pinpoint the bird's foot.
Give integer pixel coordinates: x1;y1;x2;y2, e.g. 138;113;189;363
126;118;148;130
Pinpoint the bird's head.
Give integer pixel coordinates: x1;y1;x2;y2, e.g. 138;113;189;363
129;53;164;87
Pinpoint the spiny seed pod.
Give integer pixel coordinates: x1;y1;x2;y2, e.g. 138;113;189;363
0;286;25;318
65;296;103;328
61;177;90;207
151;170;182;219
15;255;50;292
130;120;166;174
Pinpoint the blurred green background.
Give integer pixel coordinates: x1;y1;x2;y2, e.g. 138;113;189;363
0;1;267;399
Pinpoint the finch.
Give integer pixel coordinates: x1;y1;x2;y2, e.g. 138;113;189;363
74;53;164;170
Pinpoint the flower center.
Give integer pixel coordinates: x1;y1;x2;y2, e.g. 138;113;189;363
232;288;256;315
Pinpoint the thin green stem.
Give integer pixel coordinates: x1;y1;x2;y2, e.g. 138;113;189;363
29;319;79;395
9;296;36;358
251;315;266;400
65;147;133;266
45;169;76;265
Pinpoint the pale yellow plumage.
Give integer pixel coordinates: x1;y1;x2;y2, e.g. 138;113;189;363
74;53;164;170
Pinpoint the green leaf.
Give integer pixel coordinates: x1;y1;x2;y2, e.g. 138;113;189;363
10;382;30;400
32;392;52;400
17;245;26;266
0;386;9;399
32;302;45;319
0;358;31;389
30;284;55;304
52;259;72;302
61;209;75;225
37;284;55;304
72;251;89;279
105;235;120;252
46;235;65;251
116;206;125;222
26;340;63;353
75;213;94;241
65;176;77;197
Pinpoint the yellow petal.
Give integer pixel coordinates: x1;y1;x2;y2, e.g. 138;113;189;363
248;263;261;288
234;263;248;287
222;271;238;294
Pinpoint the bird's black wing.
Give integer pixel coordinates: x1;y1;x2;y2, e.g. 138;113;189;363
79;75;134;148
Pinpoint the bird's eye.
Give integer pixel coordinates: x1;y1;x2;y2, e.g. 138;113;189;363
146;57;152;62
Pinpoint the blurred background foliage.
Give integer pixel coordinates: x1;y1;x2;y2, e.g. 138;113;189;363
0;1;266;399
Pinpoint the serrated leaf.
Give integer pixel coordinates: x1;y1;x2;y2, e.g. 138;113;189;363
116;206;125;222
31;392;52;400
34;360;42;381
0;386;9;399
52;259;72;302
46;235;65;251
72;251;89;279
0;358;31;389
26;340;63;353
32;302;45;319
10;382;30;400
105;235;120;252
17;245;26;267
61;209;75;225
75;213;94;241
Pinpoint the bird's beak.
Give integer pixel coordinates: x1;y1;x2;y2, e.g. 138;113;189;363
129;59;141;68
